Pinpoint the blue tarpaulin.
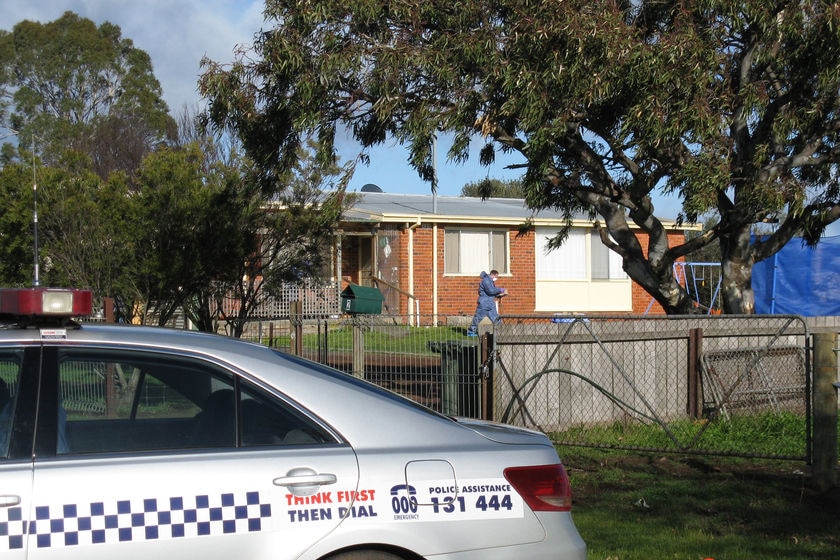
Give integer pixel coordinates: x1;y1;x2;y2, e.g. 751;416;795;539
752;235;840;316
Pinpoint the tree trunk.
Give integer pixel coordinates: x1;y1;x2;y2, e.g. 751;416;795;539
185;291;221;333
623;256;698;314
598;202;699;315
719;225;755;314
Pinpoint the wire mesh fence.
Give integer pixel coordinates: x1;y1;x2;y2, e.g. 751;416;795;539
492;315;811;460
5;297;836;466
92;306;829;463
238;312;827;461
242;314;487;418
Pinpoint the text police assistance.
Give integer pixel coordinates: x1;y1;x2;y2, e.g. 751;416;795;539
428;484;512;494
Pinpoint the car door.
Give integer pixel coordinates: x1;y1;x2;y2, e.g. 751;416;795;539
0;346;39;560
27;345;359;560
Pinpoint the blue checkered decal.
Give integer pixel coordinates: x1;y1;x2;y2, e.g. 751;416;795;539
1;491;271;550
0;506;24;550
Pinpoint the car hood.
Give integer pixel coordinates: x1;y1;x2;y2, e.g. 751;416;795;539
454;417;552;446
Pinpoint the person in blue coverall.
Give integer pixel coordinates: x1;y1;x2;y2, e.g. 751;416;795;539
467;270;507;336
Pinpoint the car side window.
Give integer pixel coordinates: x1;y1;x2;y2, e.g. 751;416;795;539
56;349;334;455
239;380;334;446
0;351;23;459
58;351;211;454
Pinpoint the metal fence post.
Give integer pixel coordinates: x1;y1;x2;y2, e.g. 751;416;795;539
812;332;838;491
290;301;303;356
483;333;494;422
352;318;365;378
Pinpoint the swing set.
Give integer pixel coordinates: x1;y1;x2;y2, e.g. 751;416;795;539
645;262;723;314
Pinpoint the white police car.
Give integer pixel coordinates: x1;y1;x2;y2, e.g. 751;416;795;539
0;288;586;560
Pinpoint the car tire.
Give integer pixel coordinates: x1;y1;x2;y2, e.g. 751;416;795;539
327;551;404;560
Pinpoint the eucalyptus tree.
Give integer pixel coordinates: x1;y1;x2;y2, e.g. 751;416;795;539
201;0;840;314
129;144;243;327
216;141;351;339
0;11;174;179
173;106;351;336
39;161;136;307
462;178;524;199
0;159;40;286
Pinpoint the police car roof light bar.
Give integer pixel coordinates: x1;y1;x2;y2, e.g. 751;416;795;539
0;288;93;318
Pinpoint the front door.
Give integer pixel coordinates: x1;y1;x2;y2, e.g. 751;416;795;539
27;346;359;560
0;347;36;560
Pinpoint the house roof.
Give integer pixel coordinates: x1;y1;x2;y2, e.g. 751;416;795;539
343;191;691;229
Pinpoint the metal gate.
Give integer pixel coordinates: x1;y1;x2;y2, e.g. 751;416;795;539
492;315;811;461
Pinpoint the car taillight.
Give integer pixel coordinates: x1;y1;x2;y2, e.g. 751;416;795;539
504;463;573;512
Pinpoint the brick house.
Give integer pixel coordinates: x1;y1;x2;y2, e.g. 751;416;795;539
334;191;691;322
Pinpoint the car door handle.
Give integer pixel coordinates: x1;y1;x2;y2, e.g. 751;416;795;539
273;467;337;492
274;473;337;486
0;495;21;507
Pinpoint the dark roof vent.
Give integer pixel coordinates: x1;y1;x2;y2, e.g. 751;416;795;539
361;183;383;192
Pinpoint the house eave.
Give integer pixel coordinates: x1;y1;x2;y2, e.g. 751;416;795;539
342;211;696;232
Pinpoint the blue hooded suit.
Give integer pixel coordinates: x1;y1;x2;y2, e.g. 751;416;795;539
467;271;505;335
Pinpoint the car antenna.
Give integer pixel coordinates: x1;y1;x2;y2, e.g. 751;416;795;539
31;137;40;287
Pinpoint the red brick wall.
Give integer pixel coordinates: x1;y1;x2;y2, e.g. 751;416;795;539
632;231;686;315
342;225;685;318
400;226;537;318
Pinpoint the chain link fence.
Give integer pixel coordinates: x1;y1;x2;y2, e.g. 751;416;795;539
243;314;487;418
71;305;838;464
492;315;811;460
238;312;827;461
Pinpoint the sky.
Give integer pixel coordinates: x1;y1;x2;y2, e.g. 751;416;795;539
3;0;526;199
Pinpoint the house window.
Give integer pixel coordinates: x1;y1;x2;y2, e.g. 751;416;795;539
590;234;626;279
445;229;509;274
537;229;586;280
536;228;625;280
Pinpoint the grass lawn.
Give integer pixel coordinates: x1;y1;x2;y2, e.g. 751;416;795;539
563;448;840;560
